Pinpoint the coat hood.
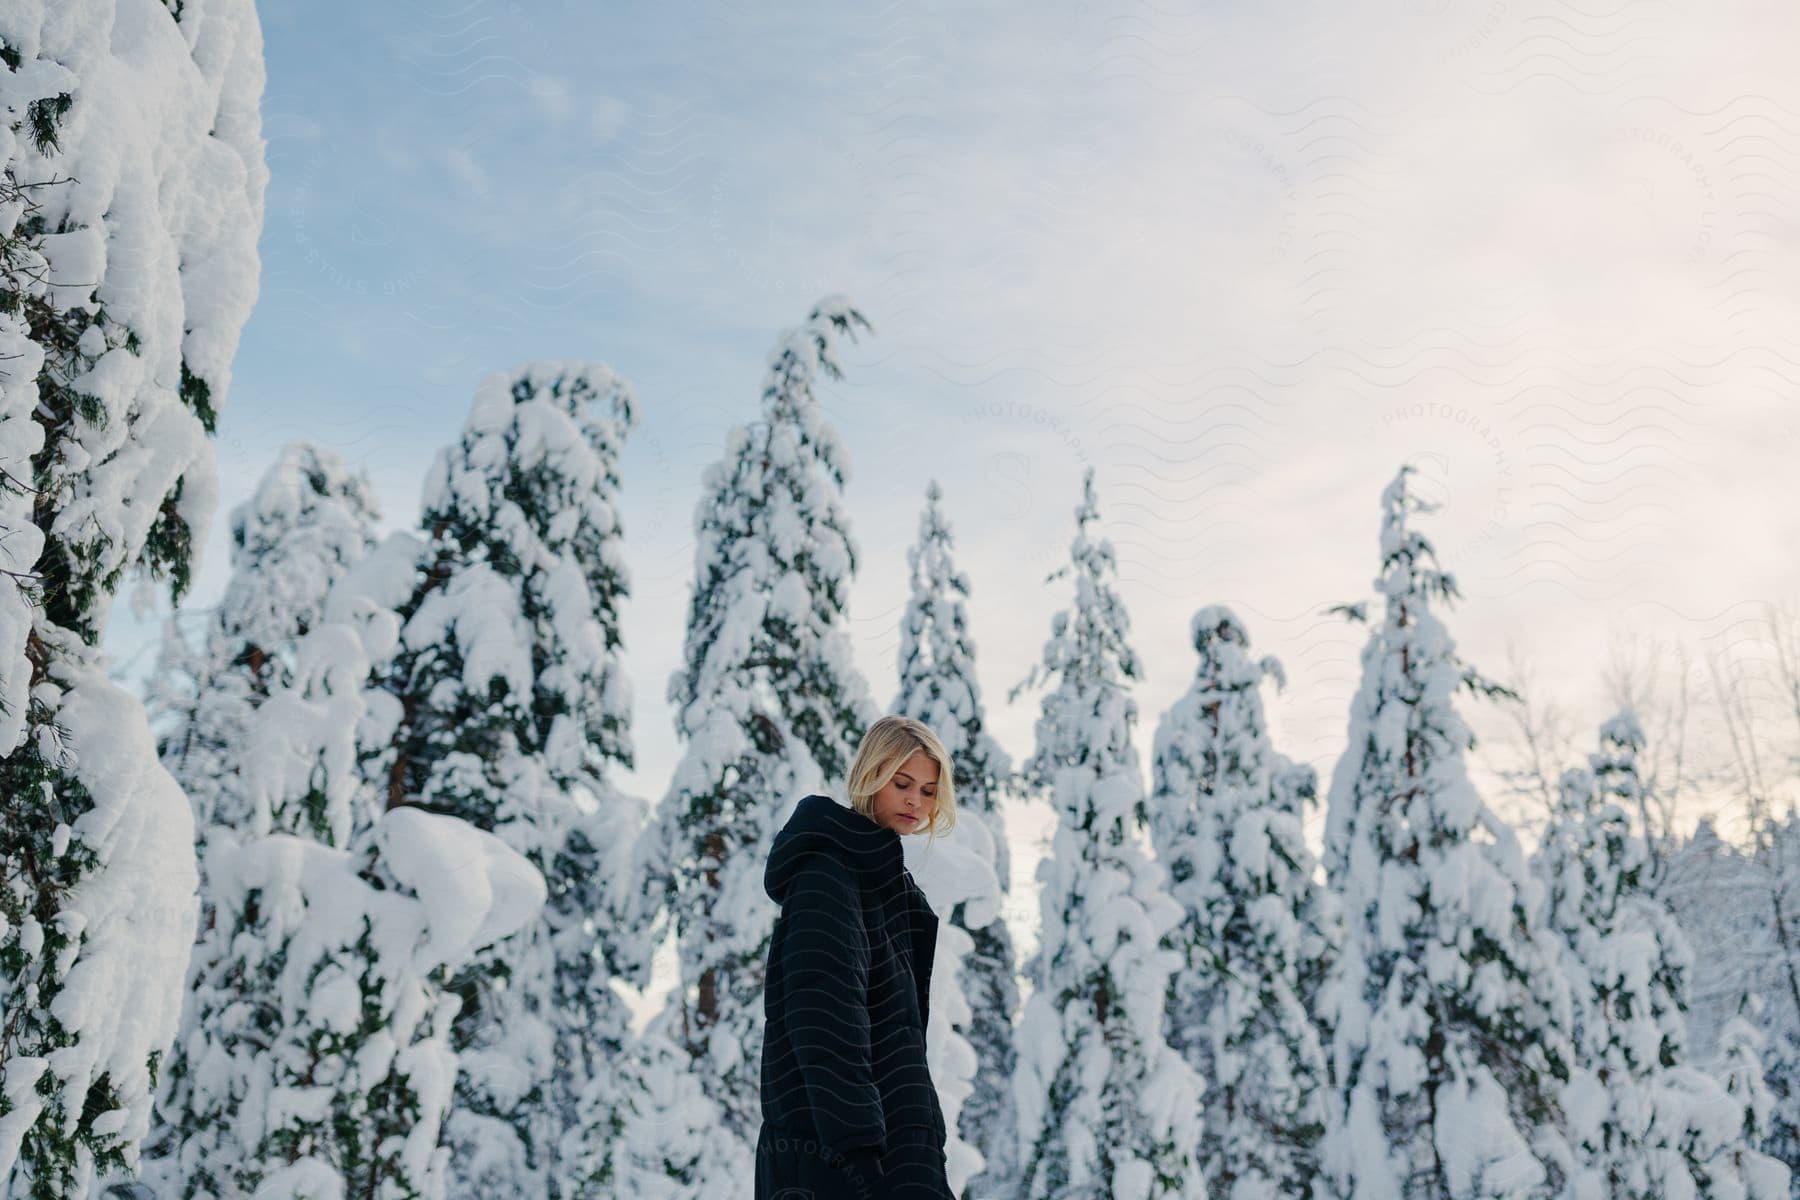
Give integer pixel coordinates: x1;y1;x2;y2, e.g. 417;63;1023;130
765;793;902;905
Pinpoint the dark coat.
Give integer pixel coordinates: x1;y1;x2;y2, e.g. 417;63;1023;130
755;793;952;1199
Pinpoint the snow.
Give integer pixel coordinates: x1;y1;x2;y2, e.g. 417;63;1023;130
0;667;197;1180
1435;1071;1544;1196
251;1159;345;1200
144;813;542;1199
51;671;200;1029
377;807;548;970
402;564;534;702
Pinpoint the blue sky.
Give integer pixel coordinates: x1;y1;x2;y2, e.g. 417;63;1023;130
108;0;1800;880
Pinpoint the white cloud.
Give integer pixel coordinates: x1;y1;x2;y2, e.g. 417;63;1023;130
525;72;573;124
438;144;489;198
588;95;628;141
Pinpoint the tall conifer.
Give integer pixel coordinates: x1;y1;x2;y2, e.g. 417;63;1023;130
892;479;1018;1197
1010;468;1203;1200
614;298;882;1192
0;4;267;1190
1320;464;1575;1199
1148;605;1334;1198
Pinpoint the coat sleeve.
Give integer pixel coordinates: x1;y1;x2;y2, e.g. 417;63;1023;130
779;854;886;1155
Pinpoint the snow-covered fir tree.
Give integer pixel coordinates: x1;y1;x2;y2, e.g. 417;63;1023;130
892;478;1017;1198
188;807;544;1200
1008;467;1203;1200
1533;725;1683;1196
611;297;882;1191
1532;711;1784;1197
1660;822;1773;1065
1708;1002;1793;1198
1586;708;1668;886
128;510;548;1200
1319;463;1576;1199
147;443;381;846
136;444;380;1195
1746;815;1800;1192
0;3;267;1192
1666;811;1800;1191
370;363;644;1197
1147;604;1335;1199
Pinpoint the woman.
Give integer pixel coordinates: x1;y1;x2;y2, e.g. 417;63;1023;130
755;715;959;1199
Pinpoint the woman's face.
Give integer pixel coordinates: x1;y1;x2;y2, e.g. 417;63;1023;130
869;750;940;834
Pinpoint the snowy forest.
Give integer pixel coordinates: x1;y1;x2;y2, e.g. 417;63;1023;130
6;2;1800;1199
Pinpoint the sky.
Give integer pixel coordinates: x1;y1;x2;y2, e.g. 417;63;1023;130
104;0;1800;1013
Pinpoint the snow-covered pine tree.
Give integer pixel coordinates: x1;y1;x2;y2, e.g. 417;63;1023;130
1008;467;1203;1200
1319;462;1576;1200
1531;717;1688;1196
186;806;544;1200
1584;712;1703;1060
1660;822;1770;1063
136;444;380;1194
1147;604;1334;1199
892;478;1017;1198
1661;817;1800;1190
369;362;643;1197
0;3;267;1193
606;297;883;1189
896;479;1015;888
148;442;381;845
1749;815;1800;1192
1706;1000;1793;1198
1530;708;1786;1199
128;505;550;1200
149;753;547;1200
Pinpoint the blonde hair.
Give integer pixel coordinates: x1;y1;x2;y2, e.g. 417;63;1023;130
847;715;957;841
